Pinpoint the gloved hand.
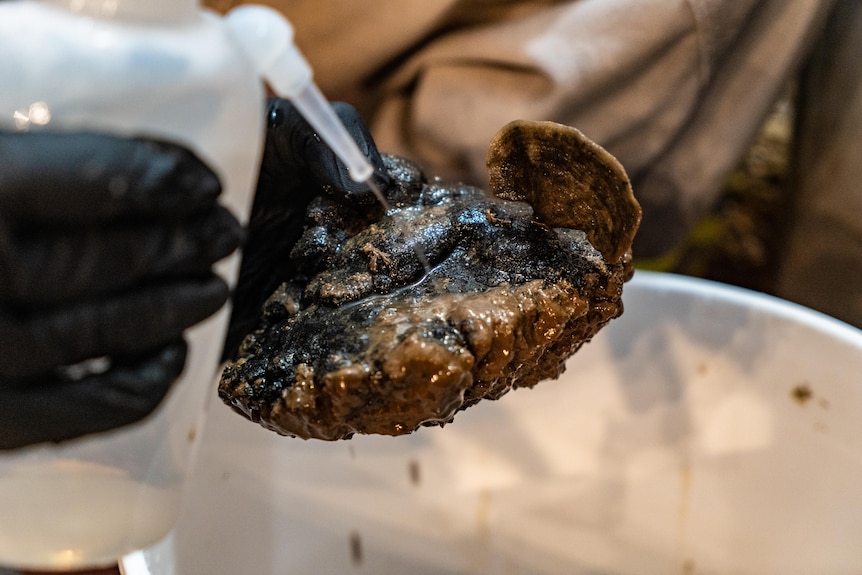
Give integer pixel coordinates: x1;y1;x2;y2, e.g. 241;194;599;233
0;131;243;449
224;98;389;357
0;98;387;450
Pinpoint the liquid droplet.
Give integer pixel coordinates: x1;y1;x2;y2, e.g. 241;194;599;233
365;176;432;275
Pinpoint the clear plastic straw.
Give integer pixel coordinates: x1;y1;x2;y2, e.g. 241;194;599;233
289;82;373;182
226;5;374;183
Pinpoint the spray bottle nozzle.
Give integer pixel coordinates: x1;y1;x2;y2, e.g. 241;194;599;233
226;5;374;183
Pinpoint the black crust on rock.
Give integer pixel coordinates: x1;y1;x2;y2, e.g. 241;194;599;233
219;121;641;440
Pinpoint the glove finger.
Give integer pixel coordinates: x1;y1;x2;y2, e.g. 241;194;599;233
316;101;391;200
0;131;221;223
261;98;389;205
224;207;307;360
0;205;243;307
0;339;186;450
0;276;228;380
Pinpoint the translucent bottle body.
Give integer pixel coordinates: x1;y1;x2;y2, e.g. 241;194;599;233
0;2;264;569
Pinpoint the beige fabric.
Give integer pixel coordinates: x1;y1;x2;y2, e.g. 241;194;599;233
215;0;461;95
210;0;860;326
211;0;834;256
630;0;833;254
775;1;862;327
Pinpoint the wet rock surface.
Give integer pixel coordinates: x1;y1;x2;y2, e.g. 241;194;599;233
219;121;641;440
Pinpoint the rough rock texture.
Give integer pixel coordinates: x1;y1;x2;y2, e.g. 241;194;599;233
219;120;641;440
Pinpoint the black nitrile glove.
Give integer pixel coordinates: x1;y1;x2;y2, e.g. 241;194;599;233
224;98;390;357
0;132;243;449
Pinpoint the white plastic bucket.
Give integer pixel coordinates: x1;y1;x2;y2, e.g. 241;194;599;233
126;271;862;574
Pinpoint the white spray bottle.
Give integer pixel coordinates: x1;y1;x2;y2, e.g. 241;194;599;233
0;0;373;570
